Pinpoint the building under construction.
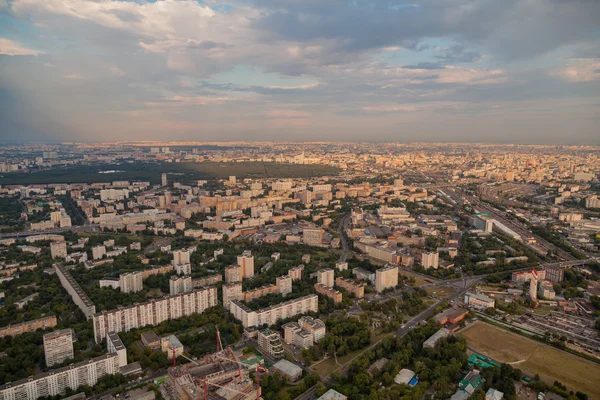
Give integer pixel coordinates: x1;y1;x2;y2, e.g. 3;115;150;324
160;330;262;400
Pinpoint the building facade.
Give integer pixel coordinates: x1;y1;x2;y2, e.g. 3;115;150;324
43;329;74;367
375;265;398;293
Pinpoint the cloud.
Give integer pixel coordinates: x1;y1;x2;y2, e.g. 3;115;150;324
0;38;42;56
551;58;600;83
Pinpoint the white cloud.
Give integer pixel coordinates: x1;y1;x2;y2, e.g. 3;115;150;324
0;38;42;56
551;58;600;83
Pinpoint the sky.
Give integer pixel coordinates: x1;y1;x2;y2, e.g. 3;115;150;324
0;0;599;145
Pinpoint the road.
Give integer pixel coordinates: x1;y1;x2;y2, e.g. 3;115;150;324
337;214;351;263
0;223;100;239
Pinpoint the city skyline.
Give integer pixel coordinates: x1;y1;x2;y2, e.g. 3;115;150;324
1;0;599;144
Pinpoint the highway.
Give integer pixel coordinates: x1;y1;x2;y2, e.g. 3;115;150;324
0;223;100;239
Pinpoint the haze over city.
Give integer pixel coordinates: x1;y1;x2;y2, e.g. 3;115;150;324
1;0;600;144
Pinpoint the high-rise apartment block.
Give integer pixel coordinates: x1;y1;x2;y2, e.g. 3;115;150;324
237;250;254;278
230;294;318;328
276;275;293;296
288;265;304;281
119;271;143;293
317;268;335;287
375;265;398;293
170;275;192;295
421;252;439;269
50;241;67;259
43;329;74;367
225;265;243;283
92;245;106;260
222;282;243;309
173;249;191;266
93;286;217;342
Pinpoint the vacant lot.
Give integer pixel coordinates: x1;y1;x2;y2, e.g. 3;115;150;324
460;321;600;398
0;162;339;185
399;269;433;287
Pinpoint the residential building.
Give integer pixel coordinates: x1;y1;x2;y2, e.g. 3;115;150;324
335;277;365;299
230;294;318;328
43;329;74;367
421;252;439;269
299;316;326;342
50;241;67;259
538;281;556;300
107;331;128;367
375;265;398;292
288;265;304;281
92;286;217;342
92;245;106;260
258;329;284;358
225;265;243;283
0;353;120;400
317;268;335;287
315;283;342;304
542;265;564;283
423;328;450;348
120;271;143;293
193;274;222;287
169;275;192;295
353;268;375;283
237;250;255;278
276;275;293;296
222;283;243;310
173;249;191;266
529;269;539;302
54;264;96;319
335;262;348;271
174;263;191;275
0;316;57;338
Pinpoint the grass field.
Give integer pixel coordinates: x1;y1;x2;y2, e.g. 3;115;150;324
459;321;600;398
0;161;340;185
399;270;434;287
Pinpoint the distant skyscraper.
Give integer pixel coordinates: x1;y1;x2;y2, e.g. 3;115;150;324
161;173;167;186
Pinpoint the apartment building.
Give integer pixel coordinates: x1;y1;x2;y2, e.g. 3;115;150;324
276;275;293;296
92;245;106;260
54;265;96;319
93;286;217;342
0;316;57;338
223;283;243;310
335;277;365;299
375;265;398;293
225;265;243;283
288;265;304;281
314;283;342;304
119;272;143;293
243;285;277;302
237;250;255;278
230;294;318;328
421;252;439;269
169;275;193;296
511;269;546;285
258;329;284;359
193;274;222;287
106;331;128;368
542;265;564;283
173;249;191;266
50;241;67;259
0;353;120;400
43;329;74;367
317;268;335;288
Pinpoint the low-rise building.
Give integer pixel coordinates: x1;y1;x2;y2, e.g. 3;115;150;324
272;359;302;382
464;292;495;310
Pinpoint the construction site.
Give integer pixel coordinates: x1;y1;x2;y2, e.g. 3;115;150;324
159;329;264;400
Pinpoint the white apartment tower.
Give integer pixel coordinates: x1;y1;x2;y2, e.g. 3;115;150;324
43;329;74;367
375;265;398;293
